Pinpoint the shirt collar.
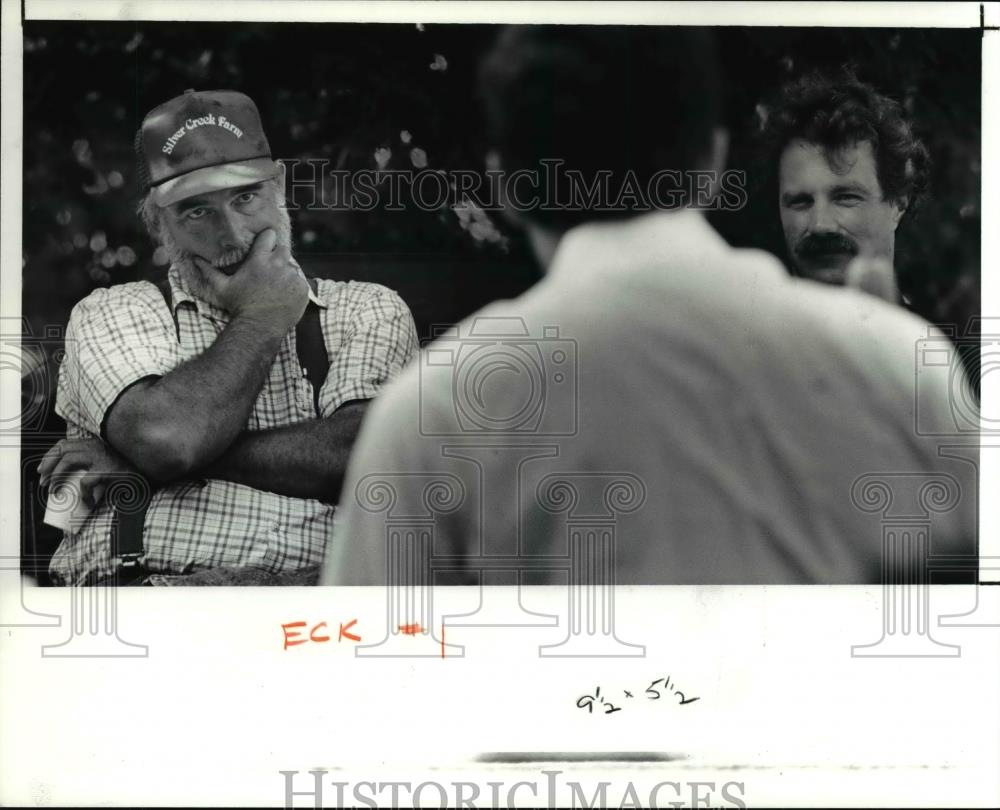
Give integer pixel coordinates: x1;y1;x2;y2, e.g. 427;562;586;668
546;208;745;285
167;260;325;319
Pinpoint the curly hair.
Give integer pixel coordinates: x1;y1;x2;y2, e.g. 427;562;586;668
758;69;930;214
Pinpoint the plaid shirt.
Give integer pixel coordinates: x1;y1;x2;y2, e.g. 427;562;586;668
50;264;419;585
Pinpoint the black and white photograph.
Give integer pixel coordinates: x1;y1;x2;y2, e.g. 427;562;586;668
2;1;998;807
16;11;984;587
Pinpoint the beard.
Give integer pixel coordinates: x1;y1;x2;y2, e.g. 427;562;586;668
160;203;294;311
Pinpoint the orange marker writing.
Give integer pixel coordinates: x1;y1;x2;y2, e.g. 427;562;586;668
339;619;361;643
281;621;308;650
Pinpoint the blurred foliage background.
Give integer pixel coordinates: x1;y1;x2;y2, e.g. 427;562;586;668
19;22;982;576
21;23;981;337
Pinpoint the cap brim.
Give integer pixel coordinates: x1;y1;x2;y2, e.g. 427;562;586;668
152;158;282;207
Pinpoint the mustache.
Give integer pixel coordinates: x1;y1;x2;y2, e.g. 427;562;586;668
212;245;252;269
796;232;858;258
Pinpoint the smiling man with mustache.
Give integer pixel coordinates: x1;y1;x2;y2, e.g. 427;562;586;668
760;71;929;295
43;90;419;585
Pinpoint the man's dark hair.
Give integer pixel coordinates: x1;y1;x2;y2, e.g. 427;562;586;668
758;69;930;213
479;25;722;230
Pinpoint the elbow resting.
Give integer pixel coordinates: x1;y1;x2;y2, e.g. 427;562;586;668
127;424;202;483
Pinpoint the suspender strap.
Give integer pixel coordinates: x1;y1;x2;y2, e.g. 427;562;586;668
296;299;330;414
111;484;151;582
111;275;329;582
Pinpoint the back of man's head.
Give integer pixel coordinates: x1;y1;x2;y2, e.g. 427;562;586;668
479;25;722;231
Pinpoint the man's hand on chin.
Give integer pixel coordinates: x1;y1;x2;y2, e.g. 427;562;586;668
192;229;309;331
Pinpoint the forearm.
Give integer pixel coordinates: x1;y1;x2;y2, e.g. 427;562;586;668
107;313;286;478
199;402;368;502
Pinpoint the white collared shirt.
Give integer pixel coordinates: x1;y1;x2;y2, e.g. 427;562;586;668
324;210;975;585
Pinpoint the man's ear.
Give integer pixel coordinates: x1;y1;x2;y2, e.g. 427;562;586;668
707;127;729;177
486;149;524;228
891;195;908;230
693;128;730;204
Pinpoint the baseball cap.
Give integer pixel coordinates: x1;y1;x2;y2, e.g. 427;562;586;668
137;89;282;207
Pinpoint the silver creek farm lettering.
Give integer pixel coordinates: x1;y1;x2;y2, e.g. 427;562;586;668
161;114;244;154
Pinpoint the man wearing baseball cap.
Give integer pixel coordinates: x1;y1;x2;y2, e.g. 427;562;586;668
43;90;419;585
